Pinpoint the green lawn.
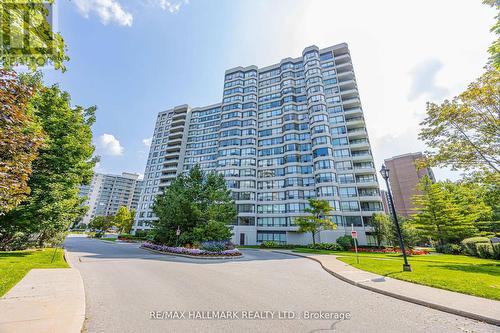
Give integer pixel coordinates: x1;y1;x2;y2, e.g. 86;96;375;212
100;238;117;242
293;248;500;300
0;248;69;297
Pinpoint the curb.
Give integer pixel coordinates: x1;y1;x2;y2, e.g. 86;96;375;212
64;248;86;333
140;246;245;260
272;250;500;327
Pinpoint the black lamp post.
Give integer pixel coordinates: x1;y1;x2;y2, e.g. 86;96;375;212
380;164;412;272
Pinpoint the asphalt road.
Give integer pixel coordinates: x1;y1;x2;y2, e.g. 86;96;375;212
64;236;499;333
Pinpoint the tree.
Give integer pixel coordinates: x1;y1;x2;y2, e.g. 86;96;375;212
370;213;391;248
114;206;133;234
411;176;476;246
1;0;68;71
418;68;500;177
441;180;495;233
0;82;96;248
0;70;45;214
483;0;500;69
193;220;233;242
387;216;421;249
152;165;236;246
89;216;115;233
295;199;336;246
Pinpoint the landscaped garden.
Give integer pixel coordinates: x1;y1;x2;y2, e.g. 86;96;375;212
0;248;69;297
247;241;500;301
139;166;241;258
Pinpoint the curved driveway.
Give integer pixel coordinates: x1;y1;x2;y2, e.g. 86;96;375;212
64;236;498;333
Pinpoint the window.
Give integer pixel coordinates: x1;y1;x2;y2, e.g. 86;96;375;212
339;187;357;198
341;201;360;212
257;231;286;243
313;147;332;158
317;186;338;197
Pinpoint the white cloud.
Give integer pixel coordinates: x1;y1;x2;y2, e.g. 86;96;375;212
96;134;124;156
142;137;152;146
155;0;189;13
73;0;133;26
408;59;449;101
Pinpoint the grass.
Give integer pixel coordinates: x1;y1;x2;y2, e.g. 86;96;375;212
293;248;500;300
100;237;117;242
0;248;69;297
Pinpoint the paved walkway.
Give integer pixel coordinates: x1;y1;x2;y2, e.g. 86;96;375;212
274;250;500;326
0;268;85;333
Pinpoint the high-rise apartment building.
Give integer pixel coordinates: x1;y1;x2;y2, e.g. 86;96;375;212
134;43;383;245
384;152;435;217
79;172;143;225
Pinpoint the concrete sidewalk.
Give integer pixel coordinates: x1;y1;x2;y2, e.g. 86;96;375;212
0;268;85;333
274;250;500;326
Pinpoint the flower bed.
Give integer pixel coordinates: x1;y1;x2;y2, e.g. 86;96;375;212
351;247;430;255
141;242;242;257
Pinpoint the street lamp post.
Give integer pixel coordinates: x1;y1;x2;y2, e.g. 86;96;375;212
380;164;412;272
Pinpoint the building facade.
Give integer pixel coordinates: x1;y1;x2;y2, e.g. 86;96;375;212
384;152;435;217
134;43;383;245
79;172;143;225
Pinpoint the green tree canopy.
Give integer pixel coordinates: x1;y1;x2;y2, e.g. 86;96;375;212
295;199;336;246
0;80;96;249
419;68;500;178
483;0;500;69
152;165;236;246
369;213;391;248
411;176;477;246
89;216;115;233
114;206;133;234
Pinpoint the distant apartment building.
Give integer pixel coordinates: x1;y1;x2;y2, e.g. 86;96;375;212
380;189;391;215
79;172;143;225
134;43;384;245
383;152;435;217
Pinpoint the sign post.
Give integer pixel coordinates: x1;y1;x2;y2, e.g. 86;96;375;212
351;224;359;264
176;226;181;247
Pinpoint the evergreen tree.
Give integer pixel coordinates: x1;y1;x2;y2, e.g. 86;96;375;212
369;213;391;248
152;165;236;246
412;176;476;246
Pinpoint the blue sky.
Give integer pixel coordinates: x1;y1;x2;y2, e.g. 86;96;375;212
43;0;497;181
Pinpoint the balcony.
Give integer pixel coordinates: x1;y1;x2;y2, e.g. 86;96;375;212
337;70;354;81
342;97;361;108
334;53;351;65
347;127;367;139
340;88;358;100
163;158;178;166
345;116;365;128
344;107;363;116
168;131;183;140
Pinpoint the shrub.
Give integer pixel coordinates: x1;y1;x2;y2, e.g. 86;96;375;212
336;235;354;250
259;241;300;249
476;243;493;259
309;243;343;251
200;240;226;252
492;243;500;260
461;237;490;256
118;233;133;239
134;230;148;239
94;231;104;238
436;243;463;255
